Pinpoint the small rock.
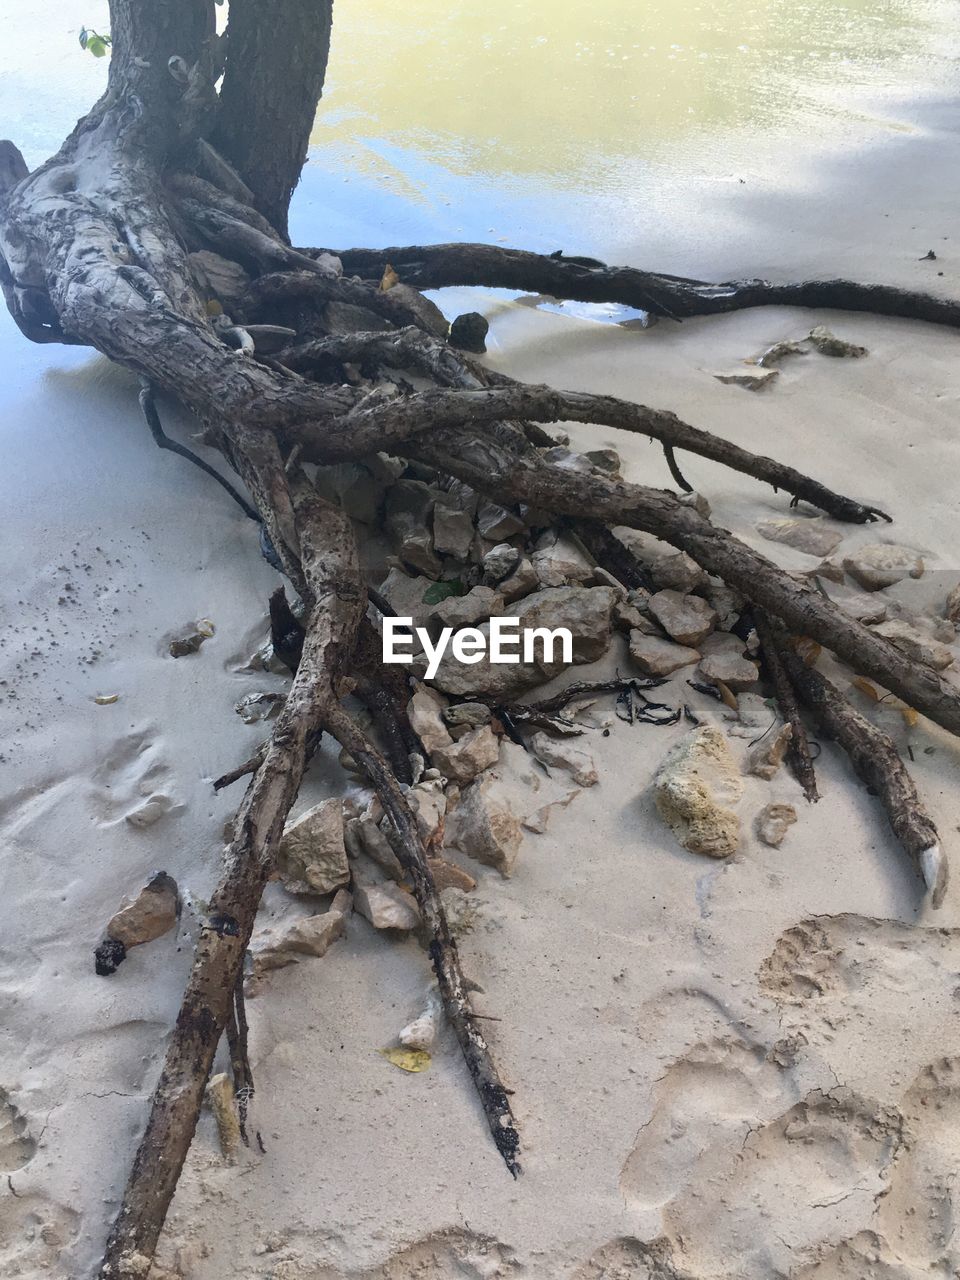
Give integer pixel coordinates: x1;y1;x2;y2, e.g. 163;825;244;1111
377;567;435;629
752;339;808;368
398;993;442;1052
654;726;743;858
407;684;453;754
449;311;489;353
427;856;477;892
542;445;595;473
430;585;504;632
278;799;350;896
447;773;523;874
808;325;867;358
746;723;793;780
649;551;708;594
756;803;798;848
944;582;960;624
843;544;924;591
834;592;888;625
756;518;844;558
698;632;760;691
498;556;539;602
629;632;700;676
235;691;285;724
432;724;501;785
678;491;712;518
529;732;598;787
125;795;175;828
476;502;525;541
713;368;779;391
648;589;718;647
531;531;595;587
482;543;521;583
583;448;621;473
384;481;442;577
249;904;348;977
522;790;579;833
432;503;475;561
704;580;745;632
354;881;421;931
871;619;954;671
442;702;492;731
345;816;405;880
406;780;447;845
105;871;179;948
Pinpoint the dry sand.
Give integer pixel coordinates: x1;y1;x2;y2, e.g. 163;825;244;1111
4;75;960;1280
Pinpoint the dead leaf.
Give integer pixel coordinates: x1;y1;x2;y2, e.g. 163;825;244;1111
851;677;881;701
379;1047;430;1073
794;637;822;667
94;693;120;705
715;679;739;711
900;705;919;727
380;264;399;292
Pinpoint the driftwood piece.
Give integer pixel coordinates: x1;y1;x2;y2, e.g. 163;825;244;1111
327;705;522;1176
753;611;820;803
782;651;946;907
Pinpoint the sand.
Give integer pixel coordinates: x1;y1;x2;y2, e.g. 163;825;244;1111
4;37;960;1280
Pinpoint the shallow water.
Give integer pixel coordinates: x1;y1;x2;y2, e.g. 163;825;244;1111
1;0;957;257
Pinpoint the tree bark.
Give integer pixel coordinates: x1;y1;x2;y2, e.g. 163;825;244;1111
214;0;334;237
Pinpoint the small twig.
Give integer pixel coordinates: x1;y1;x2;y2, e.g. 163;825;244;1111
213;744;268;792
138;380;261;521
663;443;693;493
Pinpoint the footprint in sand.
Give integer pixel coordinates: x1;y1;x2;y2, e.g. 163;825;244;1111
875;1057;960;1271
620;1034;797;1211
0;1087;36;1171
660;1087;902;1279
88;724;182;828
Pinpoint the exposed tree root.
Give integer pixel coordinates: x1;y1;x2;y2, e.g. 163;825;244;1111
326;706;522;1177
320;241;960;329
782;649;947;908
753;610;821;803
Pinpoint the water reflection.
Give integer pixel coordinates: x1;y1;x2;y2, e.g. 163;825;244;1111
317;0;957;190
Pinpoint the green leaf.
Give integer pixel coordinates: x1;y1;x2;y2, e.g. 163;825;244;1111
422;579;465;605
87;36;109;57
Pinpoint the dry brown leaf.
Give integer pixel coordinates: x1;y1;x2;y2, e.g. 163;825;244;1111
715;679;739;711
900;704;919;727
851;677;881;702
794;637;822;667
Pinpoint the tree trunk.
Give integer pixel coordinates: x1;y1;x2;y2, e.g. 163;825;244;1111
214;0;334;237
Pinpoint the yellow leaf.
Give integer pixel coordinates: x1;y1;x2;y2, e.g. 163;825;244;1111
205;298;223;316
379;1047;430;1073
900;704;919;727
851;677;881;702
715;679;739;711
94;693;120;705
380;264;399;292
794;637;821;667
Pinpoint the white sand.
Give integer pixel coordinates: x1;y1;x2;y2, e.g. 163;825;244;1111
4;57;960;1280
